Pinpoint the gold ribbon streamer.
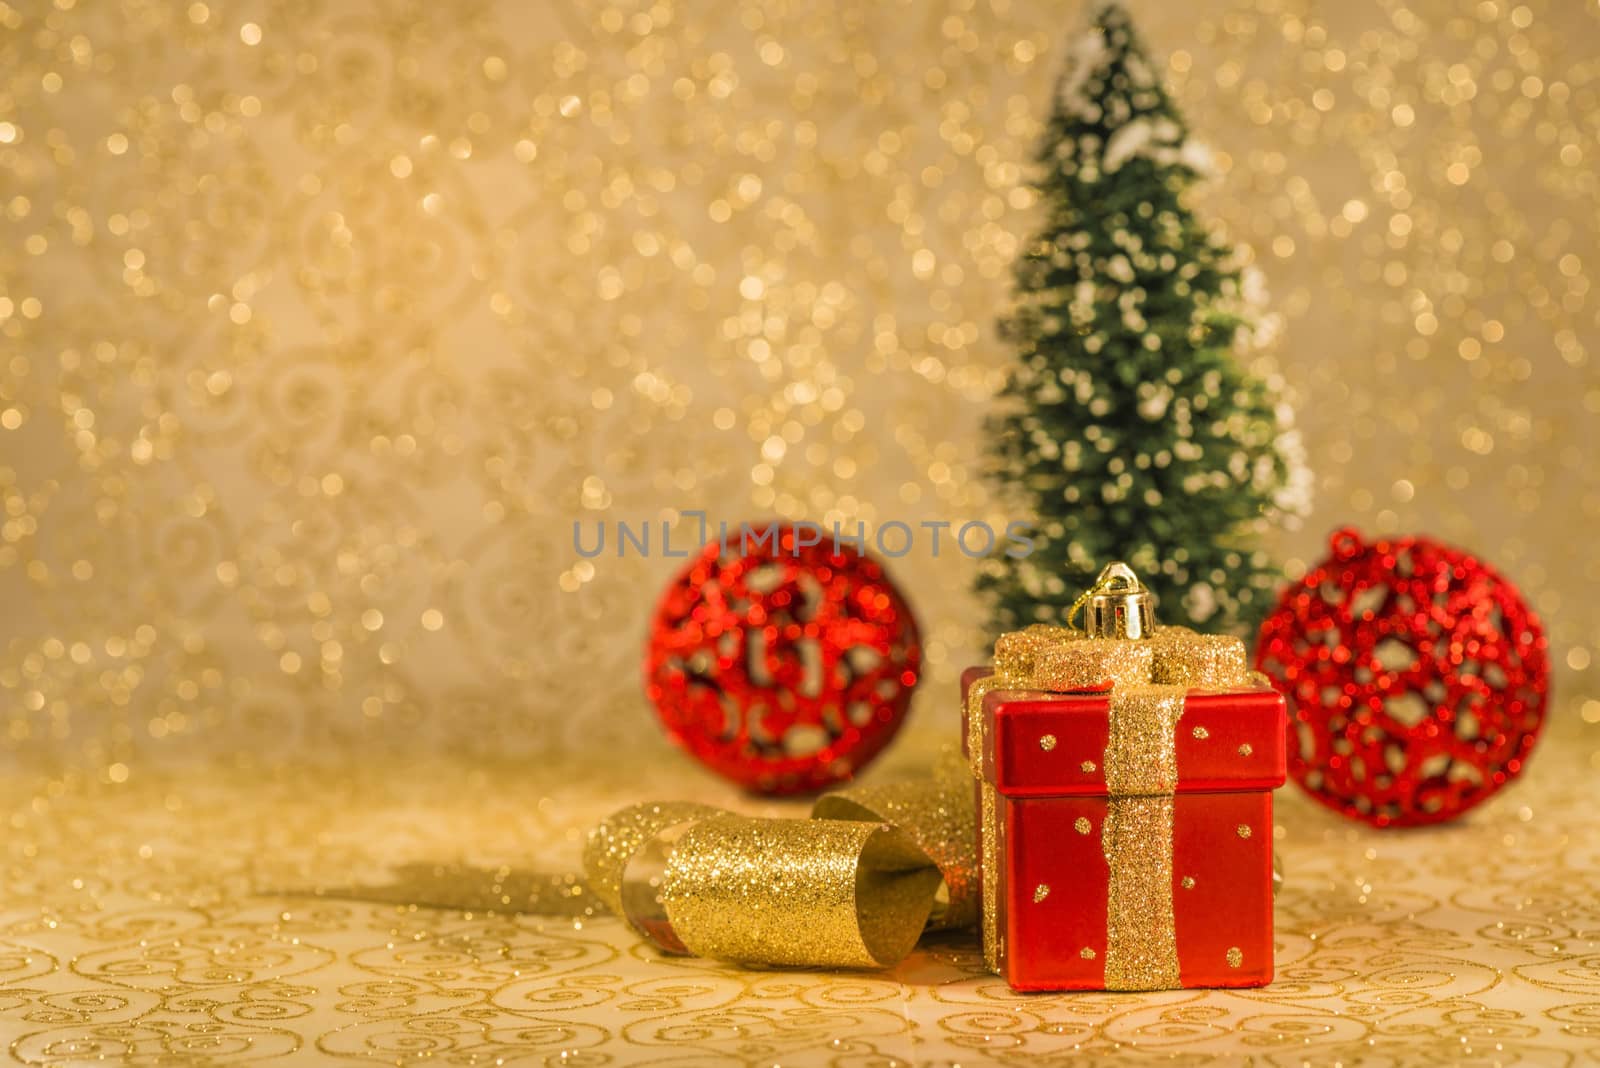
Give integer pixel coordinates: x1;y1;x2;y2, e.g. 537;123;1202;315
665;816;939;968
584;766;973;969
811;750;979;931
1103;796;1180;989
963;623;1253;987
583;800;721;954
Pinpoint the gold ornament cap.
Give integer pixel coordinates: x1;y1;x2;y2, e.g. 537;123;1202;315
1077;561;1156;640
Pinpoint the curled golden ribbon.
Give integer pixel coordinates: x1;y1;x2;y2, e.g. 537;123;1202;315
583;756;977;969
812;749;980;932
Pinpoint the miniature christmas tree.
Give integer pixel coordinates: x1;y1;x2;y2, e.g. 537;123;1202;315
978;1;1309;637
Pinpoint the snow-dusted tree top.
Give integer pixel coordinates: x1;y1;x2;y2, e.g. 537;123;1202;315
977;1;1309;637
1052;8;1212;180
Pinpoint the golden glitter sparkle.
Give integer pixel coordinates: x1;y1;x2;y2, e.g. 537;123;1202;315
1150;631;1253;689
1080;760;1098;773
979;782;1002;975
811;757;981;932
0;0;1595;1054
1081;947;1097;960
0;0;1590;799
1040;734;1058;752
1237;825;1253;839
662;816;942;968
1181;876;1196;889
1238;744;1254;757
1227;947;1244;969
1104;688;1186;796
1192;726;1210;739
1024;635;1155;693
1102;796;1181;991
1034;883;1050;903
1075;817;1093;835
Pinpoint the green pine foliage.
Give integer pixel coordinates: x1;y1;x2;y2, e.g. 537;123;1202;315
977;2;1308;638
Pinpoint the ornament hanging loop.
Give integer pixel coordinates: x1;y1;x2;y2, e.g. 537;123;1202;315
1068;561;1156;640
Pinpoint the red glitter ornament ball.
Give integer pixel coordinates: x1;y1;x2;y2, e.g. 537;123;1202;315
645;522;922;795
1256;528;1549;827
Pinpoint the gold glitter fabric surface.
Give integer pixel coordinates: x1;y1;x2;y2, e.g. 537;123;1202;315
2;737;1599;1064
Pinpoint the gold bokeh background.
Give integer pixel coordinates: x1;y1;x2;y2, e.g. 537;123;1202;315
3;0;1597;776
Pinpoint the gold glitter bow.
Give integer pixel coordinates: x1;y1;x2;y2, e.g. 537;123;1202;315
964;585;1258;989
583;756;977;969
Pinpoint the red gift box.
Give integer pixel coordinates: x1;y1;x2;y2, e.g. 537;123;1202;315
961;619;1287;992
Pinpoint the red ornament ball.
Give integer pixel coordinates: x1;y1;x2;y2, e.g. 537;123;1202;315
1256;528;1549;827
645;522;922;795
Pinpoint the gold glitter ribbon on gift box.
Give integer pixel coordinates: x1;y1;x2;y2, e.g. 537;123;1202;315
963;566;1257;990
582;755;977;969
